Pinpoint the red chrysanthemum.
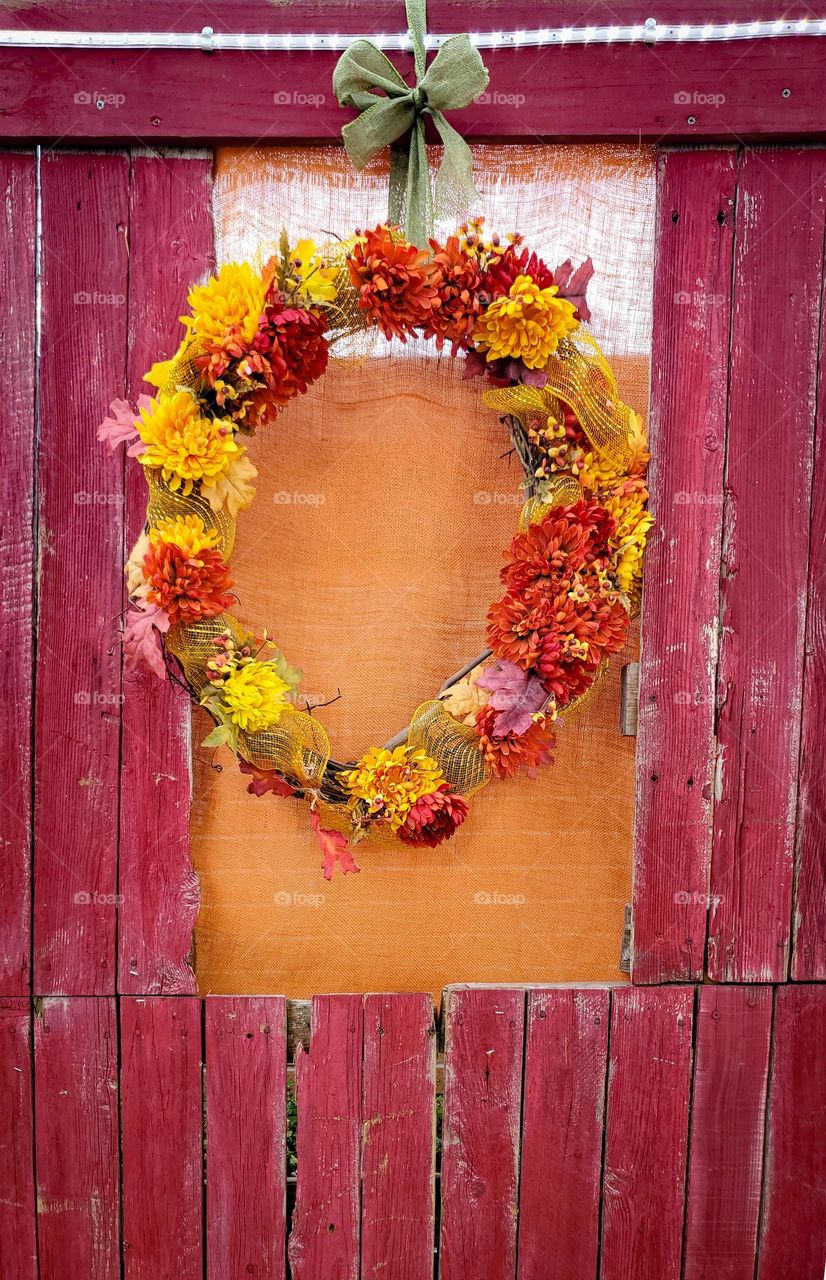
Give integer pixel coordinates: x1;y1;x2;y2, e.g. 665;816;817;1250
398;784;469;847
144;542;234;625
475;705;556;779
500;511;588;593
486;589;559;669
421;235;485;353
481;243;556;298
347;226;440;341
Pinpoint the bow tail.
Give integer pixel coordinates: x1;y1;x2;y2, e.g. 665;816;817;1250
430;110;481;230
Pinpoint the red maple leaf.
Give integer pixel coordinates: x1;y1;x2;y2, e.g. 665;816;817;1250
310;811;360;880
552;256;594;323
238;760;295;798
122;603;170;681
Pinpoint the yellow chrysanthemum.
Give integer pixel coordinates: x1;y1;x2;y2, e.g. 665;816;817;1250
149;514;219;558
473;274;579;369
288;239;337;304
220;661;290;733
183;262;266;346
137;391;239;495
440;664;490;727
343;745;444;832
603;482;654;596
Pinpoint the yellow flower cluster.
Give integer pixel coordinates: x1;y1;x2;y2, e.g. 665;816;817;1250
184;262;266;345
149;514;218;557
602;480;655;597
137;391;238;495
473;275;580;370
343;745;443;831
220;660;290;733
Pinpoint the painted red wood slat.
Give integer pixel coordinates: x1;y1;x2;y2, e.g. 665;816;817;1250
758;985;826;1279
439;986;525;1280
34;997;120;1280
633;148;737;984
600;986;693;1280
120;996;203;1279
204;996;287;1280
287;994;362;1280
708;147;825;982
361;992;436;1280
0;153;36;996
792;283;826;979
0;998;37;1280
516;988;609;1280
0;36;823;142
119;153;214;995
683;986;773;1280
34;152;130;994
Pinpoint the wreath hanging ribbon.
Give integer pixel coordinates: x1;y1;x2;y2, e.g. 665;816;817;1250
332;0;489;245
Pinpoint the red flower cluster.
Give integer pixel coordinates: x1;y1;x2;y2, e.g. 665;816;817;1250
486;500;629;708
398;784;469;847
143;542;234;626
481;242;556;297
475;705;556;779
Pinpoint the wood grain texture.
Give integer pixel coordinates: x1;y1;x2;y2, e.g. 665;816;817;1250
288;994;362;1280
708;148;826;982
0;998;37;1280
34;152;129;994
118;153;214;995
601;986;694;1280
439;987;525;1280
758;985;826;1280
517;988;609;1280
683;986;773;1280
120;996;203;1280
792;272;826;979
633;148;737;983
0;16;823;142
34;997;120;1280
204;996;287;1280
0;153;37;996
361;993;436;1280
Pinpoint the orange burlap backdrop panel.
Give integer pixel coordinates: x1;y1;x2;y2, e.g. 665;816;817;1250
190;143;655;998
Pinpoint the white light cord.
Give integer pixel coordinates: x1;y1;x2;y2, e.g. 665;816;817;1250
0;18;824;52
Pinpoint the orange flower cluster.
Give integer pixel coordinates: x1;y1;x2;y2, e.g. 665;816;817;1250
143;540;234;626
475;704;556;779
486;500;629;708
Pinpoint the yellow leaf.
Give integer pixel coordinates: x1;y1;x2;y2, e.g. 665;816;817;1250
203;451;258;517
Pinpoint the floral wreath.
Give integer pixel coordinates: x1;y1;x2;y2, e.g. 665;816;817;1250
101;221;652;878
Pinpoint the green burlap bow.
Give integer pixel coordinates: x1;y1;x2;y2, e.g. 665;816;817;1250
332;0;489;246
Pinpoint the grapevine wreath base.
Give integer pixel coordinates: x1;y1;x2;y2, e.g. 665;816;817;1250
101;222;652;878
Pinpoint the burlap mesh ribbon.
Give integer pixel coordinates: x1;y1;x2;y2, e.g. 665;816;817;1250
332;0;489;245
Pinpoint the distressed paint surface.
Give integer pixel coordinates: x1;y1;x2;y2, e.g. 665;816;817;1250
633;148;737;983
0;999;37;1280
440;987;525;1280
709;148;825;982
118;153;214;995
517;988;609;1280
361;993;436;1280
0;153;36;996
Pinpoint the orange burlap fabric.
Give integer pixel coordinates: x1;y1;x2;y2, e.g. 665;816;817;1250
190;143;655;998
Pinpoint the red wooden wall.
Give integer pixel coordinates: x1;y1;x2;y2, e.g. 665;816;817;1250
0;126;824;1277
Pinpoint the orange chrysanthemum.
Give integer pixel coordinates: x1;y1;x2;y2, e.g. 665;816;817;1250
144;541;234;625
347;226;440;342
422;235;485;354
475;705;556;779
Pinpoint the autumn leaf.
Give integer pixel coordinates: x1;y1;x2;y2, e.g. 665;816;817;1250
310;811;360;880
553;256;594;323
203;452;258;517
239;760;295;798
98;397;143;451
122;602;170;681
476;659;550;737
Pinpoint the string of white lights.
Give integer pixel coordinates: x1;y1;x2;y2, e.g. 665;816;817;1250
0;17;824;52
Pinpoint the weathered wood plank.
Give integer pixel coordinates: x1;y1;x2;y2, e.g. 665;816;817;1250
361;992;436;1280
792;283;826;979
0;998;37;1280
683;986;773;1280
517;988;609;1280
633;148;737;983
205;996;287;1280
34;997;120;1279
118;153;214;995
0;153;37;996
708;147;825;982
34;152;129;994
601;986;693;1280
758;985;826;1280
287;994;362;1280
440;987;525;1280
120;996;203;1279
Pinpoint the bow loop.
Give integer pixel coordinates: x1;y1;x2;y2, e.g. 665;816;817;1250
332;0;488;245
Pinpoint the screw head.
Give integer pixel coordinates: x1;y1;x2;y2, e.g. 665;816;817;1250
95;97;105;110
782;87;791;98
687;114;697;125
